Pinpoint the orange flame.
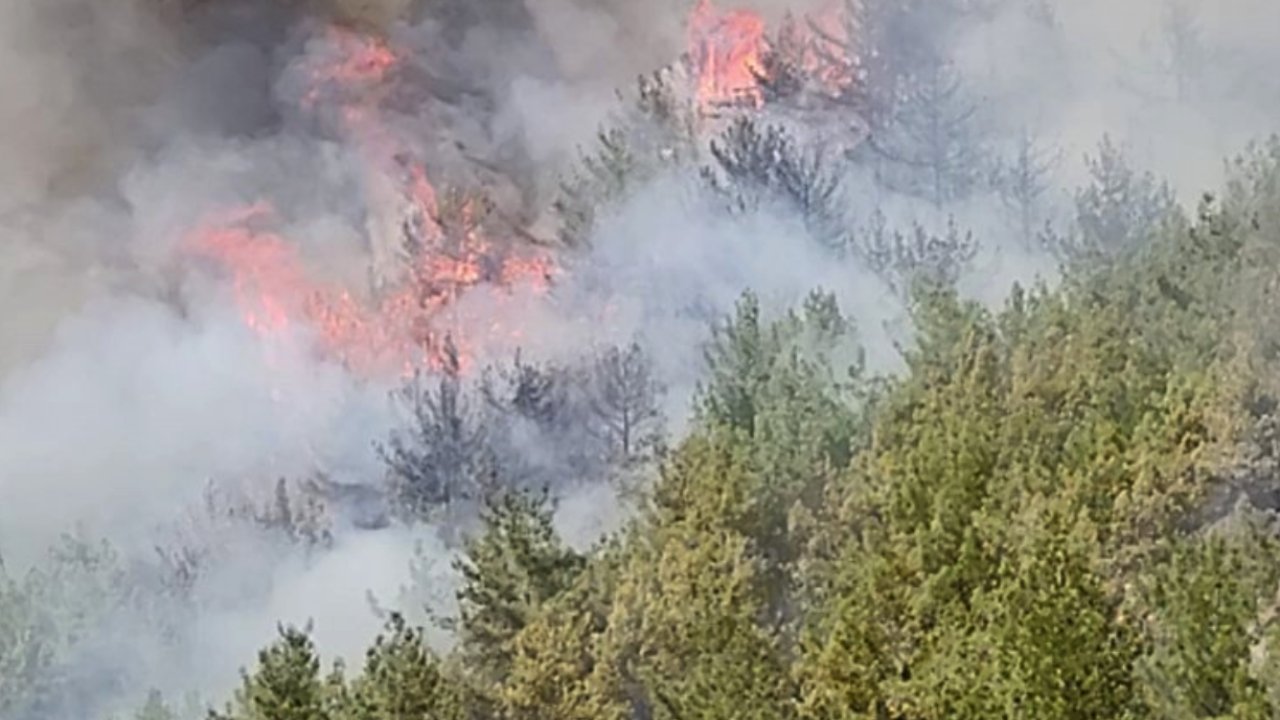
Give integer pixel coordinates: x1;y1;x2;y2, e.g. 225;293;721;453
185;201;554;379
687;0;768;112
685;0;853;114
182;25;555;380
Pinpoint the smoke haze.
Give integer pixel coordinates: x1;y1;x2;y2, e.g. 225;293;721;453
1;0;1278;716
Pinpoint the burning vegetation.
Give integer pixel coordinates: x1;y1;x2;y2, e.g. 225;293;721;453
182;23;555;378
176;1;865;380
14;0;1280;718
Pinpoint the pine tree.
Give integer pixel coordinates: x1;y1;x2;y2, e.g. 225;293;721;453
587;342;666;465
344;613;466;720
854;210;978;297
1141;536;1273;718
211;625;341;720
133;690;176;720
555;128;637;248
991;129;1061;247
501;601;611;720
975;512;1142;720
815;0;938;131
449;489;585;688
1046;136;1178;266
609;524;796;720
861;59;989;208
703;116;848;249
380;340;497;523
556;69;697;246
0;565;53;720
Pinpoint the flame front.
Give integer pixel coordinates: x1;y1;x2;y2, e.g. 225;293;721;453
186;200;553;379
183;25;554;381
183;7;855;381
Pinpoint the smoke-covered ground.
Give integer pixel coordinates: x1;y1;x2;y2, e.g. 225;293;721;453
2;0;1279;717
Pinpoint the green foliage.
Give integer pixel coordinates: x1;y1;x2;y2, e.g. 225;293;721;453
211;624;342;720
975;510;1142;720
1044;135;1180;267
212;617;467;720
134;137;1280;720
991;130;1061;246
697;289;864;439
345;613;466;720
853;210;978;296
449;489;585;687
555;128;638;247
0;563;52;719
1;534;132;720
555;70;697;246
1140;534;1275;718
600;512;796;720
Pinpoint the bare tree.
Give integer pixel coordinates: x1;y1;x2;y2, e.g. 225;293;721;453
587;343;666;464
379;339;497;522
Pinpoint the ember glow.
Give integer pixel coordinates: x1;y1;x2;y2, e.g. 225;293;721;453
183;25;555;380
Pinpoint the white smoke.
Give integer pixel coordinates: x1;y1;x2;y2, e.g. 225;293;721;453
1;0;1279;717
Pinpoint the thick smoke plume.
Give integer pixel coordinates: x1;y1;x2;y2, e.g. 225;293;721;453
1;0;1279;717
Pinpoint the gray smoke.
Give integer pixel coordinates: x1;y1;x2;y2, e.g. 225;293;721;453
1;0;1279;717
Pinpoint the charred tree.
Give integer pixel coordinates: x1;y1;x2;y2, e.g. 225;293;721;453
380;339;497;522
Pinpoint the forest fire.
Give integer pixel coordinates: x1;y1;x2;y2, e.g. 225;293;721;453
685;0;852;115
182;6;853;380
185;200;553;379
687;0;767;112
182;25;555;380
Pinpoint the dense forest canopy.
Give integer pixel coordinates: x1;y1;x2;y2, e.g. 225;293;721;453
4;0;1280;719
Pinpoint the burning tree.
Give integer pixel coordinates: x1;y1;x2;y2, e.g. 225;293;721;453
803;0;948;131
686;0;769;113
182;23;556;380
752;7;855;108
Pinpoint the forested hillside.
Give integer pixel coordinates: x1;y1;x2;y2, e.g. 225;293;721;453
73;137;1280;718
4;0;1280;718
